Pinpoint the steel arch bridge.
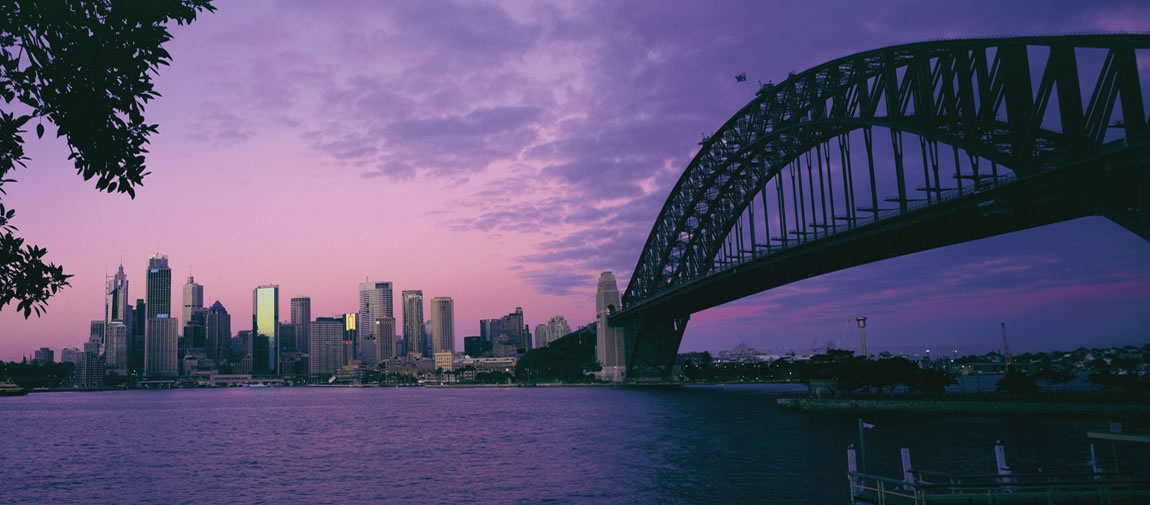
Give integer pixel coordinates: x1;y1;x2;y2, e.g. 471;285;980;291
610;34;1150;379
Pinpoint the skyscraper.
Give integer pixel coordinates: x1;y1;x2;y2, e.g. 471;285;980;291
491;307;529;356
357;282;392;366
145;254;172;319
89;320;105;352
105;321;129;373
538;315;571;348
596;272;625;382
181;276;203;327
430;297;455;354
290;297;311;354
310;317;343;377
205;301;231;362
343;313;357;365
252;285;279;375
131;298;146;373
106;264;130;324
401;290;424;358
375;317;397;361
145;318;179;379
534;323;549;349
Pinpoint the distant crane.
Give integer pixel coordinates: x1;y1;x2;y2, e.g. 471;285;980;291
856;316;869;358
809;338;819;355
1001;322;1012;368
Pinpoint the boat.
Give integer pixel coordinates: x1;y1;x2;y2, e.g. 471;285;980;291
0;382;28;396
245;383;269;388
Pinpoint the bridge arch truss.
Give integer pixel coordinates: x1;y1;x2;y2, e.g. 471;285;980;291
616;35;1150;378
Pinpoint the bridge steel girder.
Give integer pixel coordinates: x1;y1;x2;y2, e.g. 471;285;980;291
617;35;1150;379
614;145;1148;322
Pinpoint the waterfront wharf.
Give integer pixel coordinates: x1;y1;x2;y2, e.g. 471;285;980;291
847;471;1150;504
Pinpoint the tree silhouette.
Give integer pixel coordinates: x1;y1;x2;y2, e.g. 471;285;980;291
0;0;214;317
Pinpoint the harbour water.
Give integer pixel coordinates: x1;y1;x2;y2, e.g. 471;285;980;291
2;384;1147;504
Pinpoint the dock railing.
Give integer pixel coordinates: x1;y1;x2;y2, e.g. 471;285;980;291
849;471;1150;505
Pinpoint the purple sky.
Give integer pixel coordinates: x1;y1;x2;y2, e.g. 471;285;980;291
2;0;1150;361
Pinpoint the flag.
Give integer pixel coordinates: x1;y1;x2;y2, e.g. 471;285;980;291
862;421;876;429
735;72;747;82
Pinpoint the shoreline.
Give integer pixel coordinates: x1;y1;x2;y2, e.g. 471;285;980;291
777;397;1150;419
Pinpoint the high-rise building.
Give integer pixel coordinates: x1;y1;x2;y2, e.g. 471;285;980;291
596;272;625;382
89;320;105;352
75;342;105;388
357;282;391;366
423;320;433;357
375;317;397;361
538;315;571;348
290;297;311;355
534;324;550;349
33;347;54;363
144;317;179;379
181;276;203;328
144;254;174;378
60;347;80;364
430;297;455;354
490;307;529;356
145;254;172;318
343;313;357;365
310;317;344;377
106;264;130;324
183;307;207;350
252;284;279;375
401;290;424;358
205;301;231;362
131;298;146;373
236;330;252;364
463;336;482;357
105;322;129;373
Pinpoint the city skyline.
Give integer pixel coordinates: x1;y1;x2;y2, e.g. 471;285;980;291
2;1;1150;360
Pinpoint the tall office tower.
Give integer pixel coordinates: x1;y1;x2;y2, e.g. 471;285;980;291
534;323;550;349
375;317;397;361
105;322;129;373
205;301;231;362
310;317;344;377
595;272;625;382
131;298;146;372
358;281;392;350
145;254;172;318
423;320;433;357
252;284;280;375
430;297;455;354
106;264;130;324
290;297;311;355
401;290;424;358
181;276;203;327
144;317;179;379
89;320;105;351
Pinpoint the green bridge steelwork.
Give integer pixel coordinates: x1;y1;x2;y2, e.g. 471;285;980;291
611;35;1150;379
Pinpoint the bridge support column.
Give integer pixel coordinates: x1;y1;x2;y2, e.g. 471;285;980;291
621;314;689;381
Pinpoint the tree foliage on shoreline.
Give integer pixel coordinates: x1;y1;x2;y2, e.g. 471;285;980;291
0;0;214;317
